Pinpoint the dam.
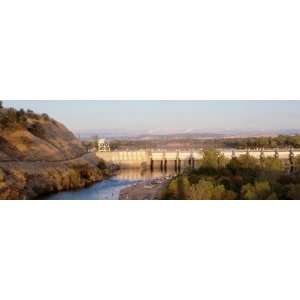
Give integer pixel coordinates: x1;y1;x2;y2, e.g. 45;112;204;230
96;149;300;170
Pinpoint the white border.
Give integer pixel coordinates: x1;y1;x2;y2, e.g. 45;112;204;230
1;0;300;299
1;200;300;300
1;0;300;100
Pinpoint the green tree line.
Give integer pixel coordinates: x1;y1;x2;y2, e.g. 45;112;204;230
162;149;300;200
224;135;300;149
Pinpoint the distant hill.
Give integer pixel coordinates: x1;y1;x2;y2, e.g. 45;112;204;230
76;128;300;141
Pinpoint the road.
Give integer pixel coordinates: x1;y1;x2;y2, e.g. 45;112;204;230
0;152;96;166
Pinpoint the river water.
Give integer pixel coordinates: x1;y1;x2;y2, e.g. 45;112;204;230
42;169;175;200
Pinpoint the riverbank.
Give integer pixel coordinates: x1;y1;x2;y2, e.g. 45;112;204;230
41;169;175;200
119;176;172;200
0;153;112;199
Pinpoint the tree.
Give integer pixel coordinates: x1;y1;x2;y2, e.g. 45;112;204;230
201;149;224;169
0;101;3;109
189;179;236;200
164;175;191;199
287;184;300;199
190;180;214;199
262;157;284;172
178;176;191;199
218;153;229;168
241;183;257;200
295;155;300;172
255;181;273;199
211;184;227;199
223;190;238;200
238;154;259;169
241;181;273;200
164;178;180;199
227;155;260;181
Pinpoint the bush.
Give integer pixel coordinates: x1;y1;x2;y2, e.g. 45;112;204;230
42;113;50;120
26;109;40;120
27;122;46;138
261;157;284;172
0;108;19;129
189;179;236;200
97;159;107;170
162;175;191;199
295;155;300;172
241;181;275;200
200;149;219;169
287;184;300;200
0;168;5;181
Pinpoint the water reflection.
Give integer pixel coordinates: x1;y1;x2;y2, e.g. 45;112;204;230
114;169;177;180
42;169;175;200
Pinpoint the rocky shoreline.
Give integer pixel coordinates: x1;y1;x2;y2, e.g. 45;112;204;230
119;176;172;200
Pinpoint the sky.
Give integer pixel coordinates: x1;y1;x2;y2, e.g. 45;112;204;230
4;100;300;134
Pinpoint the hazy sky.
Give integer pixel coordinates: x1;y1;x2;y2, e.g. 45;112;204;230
4;100;300;133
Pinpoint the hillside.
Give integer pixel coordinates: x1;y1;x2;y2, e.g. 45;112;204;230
0;104;109;199
0;107;85;161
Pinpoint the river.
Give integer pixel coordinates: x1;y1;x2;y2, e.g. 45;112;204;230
42;169;176;200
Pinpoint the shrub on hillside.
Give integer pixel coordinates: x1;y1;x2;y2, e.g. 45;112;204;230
0;168;5;181
97;159;107;170
41;113;50;120
0;108;18;129
26;109;40;120
0;107;31;129
27;122;46;138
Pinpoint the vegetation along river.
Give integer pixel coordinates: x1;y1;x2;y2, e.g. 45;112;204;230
42;169;176;200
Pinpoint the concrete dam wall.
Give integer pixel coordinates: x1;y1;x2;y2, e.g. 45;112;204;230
97;149;300;170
